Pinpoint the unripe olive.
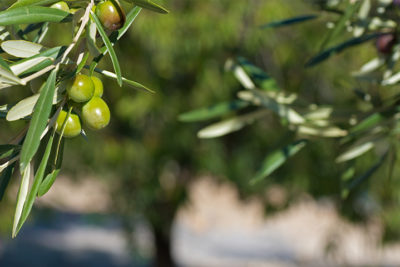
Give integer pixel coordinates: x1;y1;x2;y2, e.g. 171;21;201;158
50;1;70;12
95;0;126;31
376;34;396;54
82;97;110;130
67;74;95;103
91;76;104;97
56;110;82;138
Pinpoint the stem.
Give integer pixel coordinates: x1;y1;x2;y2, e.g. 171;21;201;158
53;106;73;168
21;0;94;84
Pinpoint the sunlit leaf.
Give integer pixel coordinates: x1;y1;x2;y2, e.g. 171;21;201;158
0;6;71;26
1;40;44;58
197;110;269;139
10;46;65;76
6;89;61;121
12;163;31;238
336;141;375;163
9;0;61;9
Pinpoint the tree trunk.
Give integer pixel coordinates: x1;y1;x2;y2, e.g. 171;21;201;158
152;226;175;267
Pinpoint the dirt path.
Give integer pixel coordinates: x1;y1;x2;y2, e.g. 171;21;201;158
1;176;400;266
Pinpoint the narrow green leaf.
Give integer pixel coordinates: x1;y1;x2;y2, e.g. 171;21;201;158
179;100;249;122
342;151;388;199
9;0;61;9
91;7;142;71
0;145;20;160
349;113;384;134
318;1;361;51
0;57;12;71
116;6;142;39
0;162;15;201
298;125;347;137
250;140;308;185
19;69;57;172
197;110;269;139
17;134;54;234
90;11;123;87
261;14;317;28
306;32;382;67
76;52;89;74
0;6;71;26
123;0;169;14
12;163;31;238
37;169;59;197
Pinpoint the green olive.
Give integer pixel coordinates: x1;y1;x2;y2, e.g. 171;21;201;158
67;74;95;103
55;110;82;138
91;76;104;97
95;0;126;31
50;1;70;12
82;97;110;130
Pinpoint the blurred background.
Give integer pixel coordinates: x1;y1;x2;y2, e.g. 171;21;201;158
1;0;400;266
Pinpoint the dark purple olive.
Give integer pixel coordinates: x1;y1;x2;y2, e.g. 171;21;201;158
95;0;126;31
376;34;396;54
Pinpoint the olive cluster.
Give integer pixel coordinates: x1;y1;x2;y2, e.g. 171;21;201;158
52;0;127;138
56;74;110;138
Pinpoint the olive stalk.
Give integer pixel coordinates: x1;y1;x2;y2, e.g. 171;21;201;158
21;0;94;84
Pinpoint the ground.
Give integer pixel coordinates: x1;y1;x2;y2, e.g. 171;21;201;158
0;176;400;266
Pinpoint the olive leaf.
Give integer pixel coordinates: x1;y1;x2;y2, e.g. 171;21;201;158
8;0;61;9
1;40;44;58
123;0;169;14
261;14;317;28
197;110;269;139
0;6;71;26
250;140;308;185
19;68;57;172
12;163;31;238
90;11;123;87
16;133;54;234
179;100;249;122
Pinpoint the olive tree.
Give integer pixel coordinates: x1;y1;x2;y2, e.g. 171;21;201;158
0;0;168;238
